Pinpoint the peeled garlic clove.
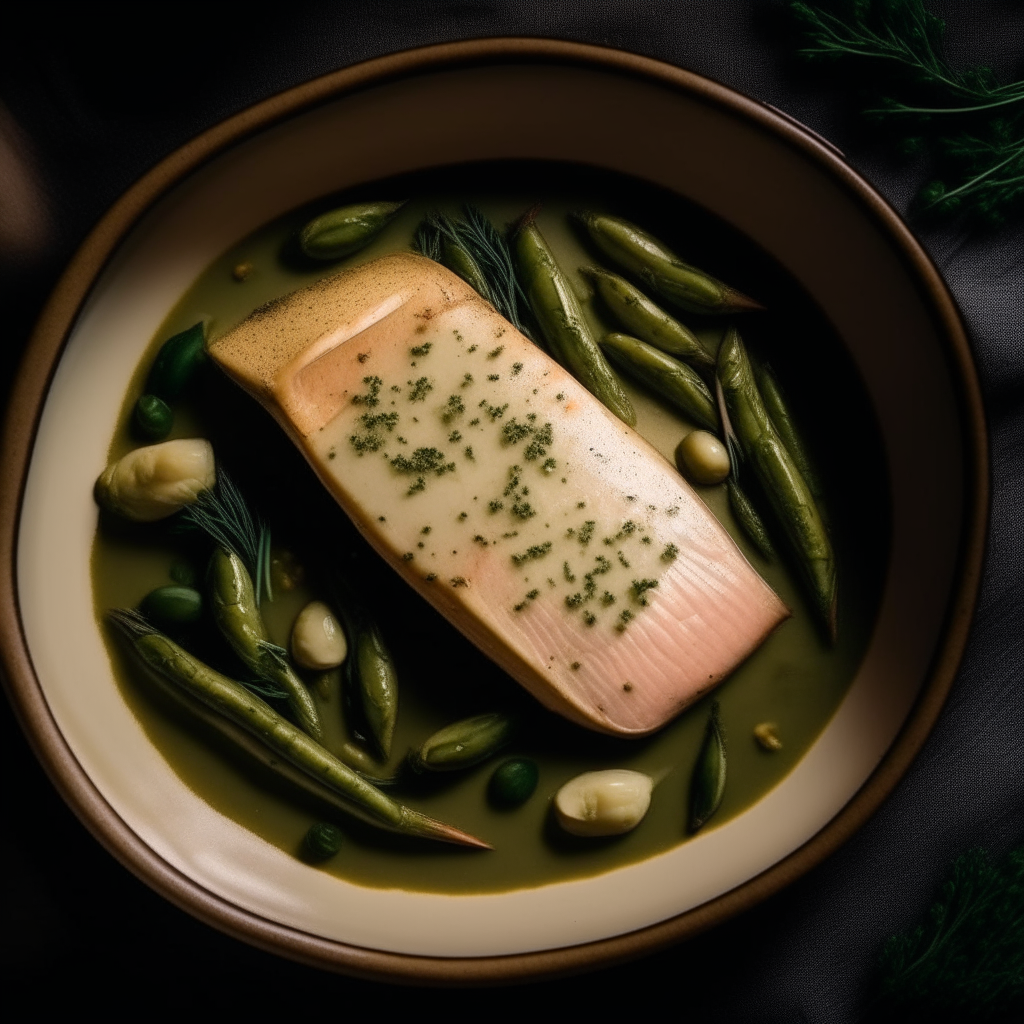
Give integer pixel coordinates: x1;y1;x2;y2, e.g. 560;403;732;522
290;600;347;670
95;438;215;521
554;769;654;836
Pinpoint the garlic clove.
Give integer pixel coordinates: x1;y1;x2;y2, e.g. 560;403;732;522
290;600;347;670
554;768;654;836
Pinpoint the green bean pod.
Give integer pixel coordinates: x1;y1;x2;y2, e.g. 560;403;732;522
717;328;836;639
755;362;825;503
438;233;491;298
354;623;398;760
575;211;762;316
514;219;636;426
688;701;726;833
583;267;715;371
147;322;207;401
207;547;323;740
726;480;775;560
299;201;406;260
600;332;717;431
107;610;489;849
411;713;516;773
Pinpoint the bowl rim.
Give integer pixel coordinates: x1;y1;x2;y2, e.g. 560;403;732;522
0;37;988;984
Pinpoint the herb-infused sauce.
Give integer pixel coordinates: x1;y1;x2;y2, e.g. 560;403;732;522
92;163;890;894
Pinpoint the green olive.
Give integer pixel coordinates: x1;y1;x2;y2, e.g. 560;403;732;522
139;585;203;626
302;822;343;861
488;758;539;807
133;394;173;441
675;430;731;486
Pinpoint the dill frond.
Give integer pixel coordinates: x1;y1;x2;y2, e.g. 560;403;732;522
176;472;273;605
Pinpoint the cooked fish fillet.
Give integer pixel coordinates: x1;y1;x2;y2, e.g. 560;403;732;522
209;253;788;736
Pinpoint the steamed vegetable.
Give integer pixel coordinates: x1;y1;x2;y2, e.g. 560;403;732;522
574;211;762;316
95;438;215;521
717;327;836;638
554;769;654;836
146;322;207;401
688;701;726;833
108;609;490;849
583;266;715;371
600;332;717;431
208;546;323;741
299;201;405;260
353;622;398;760
514;214;636;426
410;713;516;773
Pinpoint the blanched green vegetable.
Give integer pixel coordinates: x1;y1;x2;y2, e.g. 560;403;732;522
95;438;215;522
354;622;398;760
299;201;405;260
411;713;516;773
575;211;762;316
583;266;715;371
726;480;775;560
207;546;323;741
107;609;489;849
147;322;207;401
139;585;202;626
133;394;173;442
756;361;825;503
600;333;717;431
717;327;836;638
515;216;636;426
688;701;726;833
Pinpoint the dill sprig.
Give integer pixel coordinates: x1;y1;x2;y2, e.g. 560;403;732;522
176;472;273;605
790;0;1024;225
871;844;1024;1017
414;206;536;340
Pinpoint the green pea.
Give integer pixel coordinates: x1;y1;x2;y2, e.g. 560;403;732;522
133;394;173;441
139;585;202;626
488;758;539;807
146;322;207;400
302;822;343;861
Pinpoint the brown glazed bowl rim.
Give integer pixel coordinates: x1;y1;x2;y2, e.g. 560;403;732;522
0;38;987;984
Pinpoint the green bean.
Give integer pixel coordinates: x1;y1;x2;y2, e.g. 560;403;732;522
207;546;323;740
755;362;825;503
717;328;836;639
411;713;516;773
688;701;726;833
575;212;762;316
354;623;398;760
600;333;717;431
146;322;207;401
583;266;715;371
514;217;636;426
726;480;775;560
107;609;490;849
299;201;406;260
139;585;203;626
133;394;173;442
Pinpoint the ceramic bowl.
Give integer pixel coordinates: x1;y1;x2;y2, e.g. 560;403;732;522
0;39;986;982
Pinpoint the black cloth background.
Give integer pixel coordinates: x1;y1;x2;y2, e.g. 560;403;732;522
1;3;1022;1021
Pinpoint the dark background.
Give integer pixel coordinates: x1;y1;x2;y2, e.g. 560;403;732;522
2;3;1022;1020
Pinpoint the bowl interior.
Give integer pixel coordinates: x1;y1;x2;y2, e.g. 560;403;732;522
14;56;970;962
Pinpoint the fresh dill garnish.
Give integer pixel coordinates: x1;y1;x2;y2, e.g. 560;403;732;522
407;376;433;402
413;206;537;339
791;0;1024;224
351;375;382;407
511;541;552;566
871;844;1024;1017
410;342;432;357
177;472;273;605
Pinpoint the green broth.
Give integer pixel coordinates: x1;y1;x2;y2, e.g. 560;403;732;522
92;162;889;893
